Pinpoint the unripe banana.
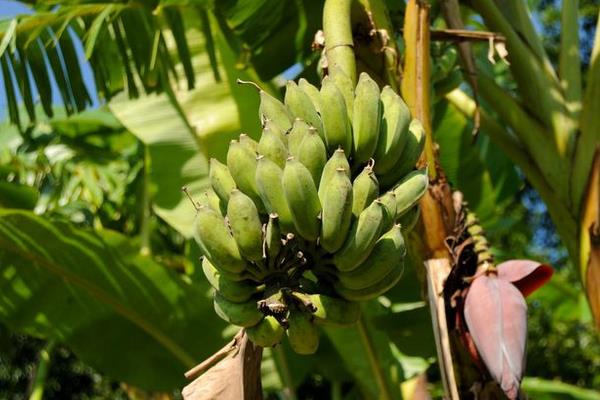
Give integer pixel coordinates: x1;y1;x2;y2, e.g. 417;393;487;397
264;119;287;145
329;65;354;119
352;72;381;164
202;257;260;303
213;292;263;327
298;78;323;114
194;205;246;274
258;126;288;169
239;133;258;154
227;140;263;209
227;189;264;262
265;213;282;266
246;315;284;347
378;119;425;190
309;294;360;326
319;76;352;153
257;88;293;133
398;204;420;234
333;200;386;272
286;311;320;354
202;189;225;216
351;164;379;217
379;191;398;232
285;80;323;134
297;127;327;186
202;256;252;282
320;168;353;253
372;86;411;174
318;148;351;199
334;252;405;301
282;157;322;241
336;225;405;291
209;158;236;207
255;156;295;232
392;168;428;218
287;119;311;157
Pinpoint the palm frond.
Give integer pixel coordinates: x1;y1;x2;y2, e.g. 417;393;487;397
0;1;201;128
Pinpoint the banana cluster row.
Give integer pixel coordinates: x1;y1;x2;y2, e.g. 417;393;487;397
193;71;428;352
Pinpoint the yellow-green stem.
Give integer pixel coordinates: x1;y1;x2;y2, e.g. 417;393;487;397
323;0;356;85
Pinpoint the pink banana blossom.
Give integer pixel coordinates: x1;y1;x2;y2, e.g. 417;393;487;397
463;260;553;399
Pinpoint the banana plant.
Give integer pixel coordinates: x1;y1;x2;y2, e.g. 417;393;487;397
1;0;599;399
445;0;600;330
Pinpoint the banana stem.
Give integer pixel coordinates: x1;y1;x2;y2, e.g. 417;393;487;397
272;347;298;400
357;313;393;400
29;340;55;400
323;0;356;85
139;146;151;256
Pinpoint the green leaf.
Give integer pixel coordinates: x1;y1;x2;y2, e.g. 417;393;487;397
110;18;262;237
0;210;226;390
522;377;600;400
324;302;405;400
0;182;39;210
372;304;435;359
110;92;209;237
433;101;521;226
0;19;17;58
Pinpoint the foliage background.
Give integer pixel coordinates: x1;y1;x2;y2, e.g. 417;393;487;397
0;0;599;399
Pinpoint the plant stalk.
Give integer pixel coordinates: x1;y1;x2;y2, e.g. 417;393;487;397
29;340;56;400
272;347;297;400
356;314;393;400
323;0;356;85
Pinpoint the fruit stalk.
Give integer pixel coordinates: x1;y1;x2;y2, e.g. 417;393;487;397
323;0;356;85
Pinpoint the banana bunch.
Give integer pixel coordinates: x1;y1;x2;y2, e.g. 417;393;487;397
193;72;428;353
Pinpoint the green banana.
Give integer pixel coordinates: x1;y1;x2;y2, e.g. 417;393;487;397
378;119;425;190
227;140;263;209
320;168;353;253
352;72;381;164
329;65;354;119
319;76;352;153
194;205;246;274
318;148;350;199
372;86;411;174
284;80;323;134
255;156;295;232
227;189;264;262
265;213;282;267
309;294;360;326
351;164;379;217
200;189;225;216
392;168;428;218
202;256;253;282
298;78;323;114
213;292;263;327
264;119;288;144
202;257;260;303
398;204;420;234
239;133;258;154
333;200;386;272
209;158;236;207
286;311;320;354
297;127;327;186
287;119;311;157
379;191;398;232
334;250;405;301
256;86;293;133
336;225;405;291
246;315;284;347
258;126;288;169
282;157;322;241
